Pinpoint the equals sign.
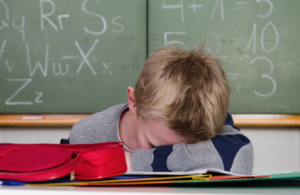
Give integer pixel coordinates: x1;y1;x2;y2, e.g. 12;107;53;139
231;38;244;45
234;1;247;10
228;73;240;80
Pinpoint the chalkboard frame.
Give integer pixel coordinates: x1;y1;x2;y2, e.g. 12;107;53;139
1;0;300;126
0;114;300;127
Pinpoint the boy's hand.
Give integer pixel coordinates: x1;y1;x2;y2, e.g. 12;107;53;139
124;151;132;172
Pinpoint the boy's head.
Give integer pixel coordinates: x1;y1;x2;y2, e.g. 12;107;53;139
132;44;230;143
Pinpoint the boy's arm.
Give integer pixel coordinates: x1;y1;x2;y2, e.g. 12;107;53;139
130;113;254;175
125;151;133;172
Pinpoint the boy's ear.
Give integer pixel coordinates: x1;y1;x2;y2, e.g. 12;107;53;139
127;87;137;114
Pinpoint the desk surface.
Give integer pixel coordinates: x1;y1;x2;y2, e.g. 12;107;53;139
1;185;300;195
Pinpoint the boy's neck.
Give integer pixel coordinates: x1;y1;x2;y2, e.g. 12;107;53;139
119;109;139;151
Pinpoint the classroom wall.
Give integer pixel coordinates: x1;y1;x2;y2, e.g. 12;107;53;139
243;127;300;174
0;127;299;175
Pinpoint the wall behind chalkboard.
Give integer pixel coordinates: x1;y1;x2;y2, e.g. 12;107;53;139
0;0;146;113
149;0;300;114
1;0;300;114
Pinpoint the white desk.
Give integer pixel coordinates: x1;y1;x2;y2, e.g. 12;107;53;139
1;185;300;195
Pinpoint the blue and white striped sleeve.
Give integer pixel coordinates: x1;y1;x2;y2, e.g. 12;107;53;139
131;113;254;175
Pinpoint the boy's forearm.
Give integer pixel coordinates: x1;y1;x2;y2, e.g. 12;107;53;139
130;126;253;175
124;151;132;172
131;148;154;172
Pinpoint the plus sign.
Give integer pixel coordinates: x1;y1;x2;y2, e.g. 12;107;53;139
189;2;203;13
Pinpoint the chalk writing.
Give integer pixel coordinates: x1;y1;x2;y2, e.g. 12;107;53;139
58;14;70;30
5;60;14;72
52;62;69;76
164;32;186;48
159;0;282;99
210;0;224;21
0;0;9;30
189;2;203;14
0;1;26;41
34;92;43;104
0;39;7;60
231;38;244;46
250;56;276;97
102;62;112;75
206;32;221;55
257;0;273;18
247;23;257;54
261;22;279;53
75;39;98;75
82;0;107;35
162;0;225;22
40;0;58;30
5;78;33;105
2;0;295;114
228;73;240;80
12;15;26;42
235;1;247;11
162;0;184;22
112;16;124;33
25;42;49;77
40;0;70;31
0;0;139;112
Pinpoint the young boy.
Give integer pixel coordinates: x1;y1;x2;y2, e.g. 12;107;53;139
69;44;253;175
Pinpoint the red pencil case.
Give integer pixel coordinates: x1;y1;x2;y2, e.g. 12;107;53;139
0;142;127;182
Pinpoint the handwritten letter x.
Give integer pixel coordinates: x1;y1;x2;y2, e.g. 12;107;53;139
75;39;98;75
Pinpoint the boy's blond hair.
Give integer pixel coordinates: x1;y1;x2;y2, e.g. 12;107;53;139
134;44;230;143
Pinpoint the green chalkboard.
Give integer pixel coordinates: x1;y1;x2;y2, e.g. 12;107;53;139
1;0;300;114
148;0;300;114
0;0;146;113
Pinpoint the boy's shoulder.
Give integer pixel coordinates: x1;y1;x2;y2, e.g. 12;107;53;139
76;103;128;126
69;103;128;144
